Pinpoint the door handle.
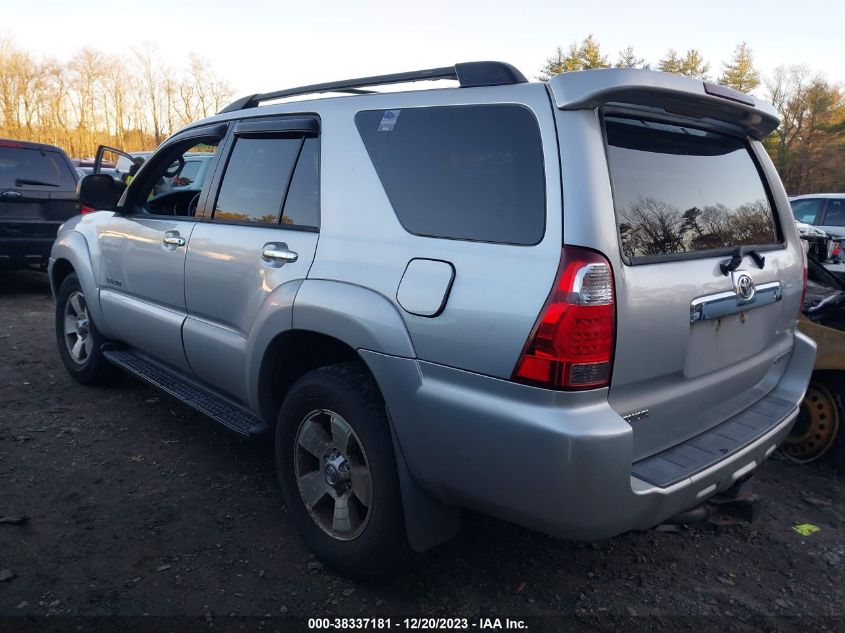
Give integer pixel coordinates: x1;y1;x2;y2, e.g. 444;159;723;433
262;245;298;263
162;236;186;247
1;191;22;200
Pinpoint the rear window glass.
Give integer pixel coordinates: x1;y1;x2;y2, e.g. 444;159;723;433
0;146;76;190
605;116;779;262
355;105;545;245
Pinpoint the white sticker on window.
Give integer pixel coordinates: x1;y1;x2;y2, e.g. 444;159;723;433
378;110;401;132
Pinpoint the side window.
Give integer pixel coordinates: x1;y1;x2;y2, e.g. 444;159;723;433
281;137;320;229
213;137;301;225
823;200;845;227
355;104;546;245
125;139;219;217
791;199;823;224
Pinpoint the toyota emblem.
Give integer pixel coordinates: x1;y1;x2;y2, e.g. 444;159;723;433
735;273;756;301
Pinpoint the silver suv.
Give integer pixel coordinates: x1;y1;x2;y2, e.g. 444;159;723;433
50;62;815;575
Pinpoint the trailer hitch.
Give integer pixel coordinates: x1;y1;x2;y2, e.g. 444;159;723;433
659;476;760;528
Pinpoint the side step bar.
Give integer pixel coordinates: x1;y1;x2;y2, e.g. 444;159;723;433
103;348;269;437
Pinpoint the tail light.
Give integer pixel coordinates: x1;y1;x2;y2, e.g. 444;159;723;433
80;205;95;215
513;246;615;390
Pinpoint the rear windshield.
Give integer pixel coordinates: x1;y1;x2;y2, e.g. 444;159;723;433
604;116;780;263
0;146;76;190
355;104;545;245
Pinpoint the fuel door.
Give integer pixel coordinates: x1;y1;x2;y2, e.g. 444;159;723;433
396;258;455;317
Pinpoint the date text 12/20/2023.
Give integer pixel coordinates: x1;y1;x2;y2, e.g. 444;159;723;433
308;618;528;630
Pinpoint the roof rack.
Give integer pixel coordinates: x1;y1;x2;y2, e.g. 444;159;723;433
219;61;527;114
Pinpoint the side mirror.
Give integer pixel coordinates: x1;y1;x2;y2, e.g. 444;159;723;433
78;174;124;211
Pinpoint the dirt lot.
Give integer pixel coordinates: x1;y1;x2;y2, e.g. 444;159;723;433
1;268;843;628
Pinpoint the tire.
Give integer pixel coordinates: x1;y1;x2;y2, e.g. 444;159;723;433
55;272;113;385
782;372;845;463
275;362;409;577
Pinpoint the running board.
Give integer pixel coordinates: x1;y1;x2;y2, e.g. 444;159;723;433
103;348;268;437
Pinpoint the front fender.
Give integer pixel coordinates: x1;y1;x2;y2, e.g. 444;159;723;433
49;230;110;337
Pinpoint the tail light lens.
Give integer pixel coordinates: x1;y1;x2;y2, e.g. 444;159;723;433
80;205;95;215
513;246;615;390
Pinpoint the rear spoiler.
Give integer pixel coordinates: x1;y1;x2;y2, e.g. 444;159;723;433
547;68;779;140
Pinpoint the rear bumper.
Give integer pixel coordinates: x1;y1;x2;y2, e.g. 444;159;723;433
0;237;55;268
361;331;815;539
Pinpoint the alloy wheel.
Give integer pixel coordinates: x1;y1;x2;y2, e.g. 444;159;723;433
294;409;373;541
63;290;93;365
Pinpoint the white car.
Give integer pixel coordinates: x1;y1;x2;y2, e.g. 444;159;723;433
790;194;845;239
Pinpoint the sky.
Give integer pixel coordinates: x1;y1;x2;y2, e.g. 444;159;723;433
4;0;844;97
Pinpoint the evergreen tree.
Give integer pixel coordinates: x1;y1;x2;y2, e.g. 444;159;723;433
579;34;610;70
720;42;761;93
658;49;683;74
615;46;649;69
538;35;610;79
658;48;710;79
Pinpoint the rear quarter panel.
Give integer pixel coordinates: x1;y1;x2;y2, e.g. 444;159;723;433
305;84;563;378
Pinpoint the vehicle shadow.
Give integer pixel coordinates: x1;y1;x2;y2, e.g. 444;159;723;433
0;268;52;296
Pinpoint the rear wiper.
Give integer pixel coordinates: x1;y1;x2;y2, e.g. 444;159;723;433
720;246;766;275
15;178;59;187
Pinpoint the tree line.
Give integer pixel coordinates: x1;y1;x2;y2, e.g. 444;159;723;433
0;34;233;158
540;36;845;194
1;32;842;195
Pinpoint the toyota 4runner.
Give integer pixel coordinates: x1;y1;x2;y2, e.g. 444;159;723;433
49;62;815;576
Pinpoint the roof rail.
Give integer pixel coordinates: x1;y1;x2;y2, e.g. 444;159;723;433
218;61;527;114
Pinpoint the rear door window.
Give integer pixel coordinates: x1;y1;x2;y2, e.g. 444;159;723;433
604;116;780;263
355;104;545;245
213;137;302;225
280;137;320;229
0;146;76;190
822;199;845;226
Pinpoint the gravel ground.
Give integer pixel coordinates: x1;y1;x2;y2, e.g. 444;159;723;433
0;269;843;629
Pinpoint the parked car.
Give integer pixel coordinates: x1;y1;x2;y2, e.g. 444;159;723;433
49;63;815;576
1;138;80;270
790;194;845;239
787;256;845;463
75;165;124;182
166;152;214;190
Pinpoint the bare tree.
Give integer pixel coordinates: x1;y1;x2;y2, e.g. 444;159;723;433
133;43;168;144
765;65;845;193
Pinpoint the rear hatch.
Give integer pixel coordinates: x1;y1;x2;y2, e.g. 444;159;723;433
0;143;80;241
549;70;803;461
